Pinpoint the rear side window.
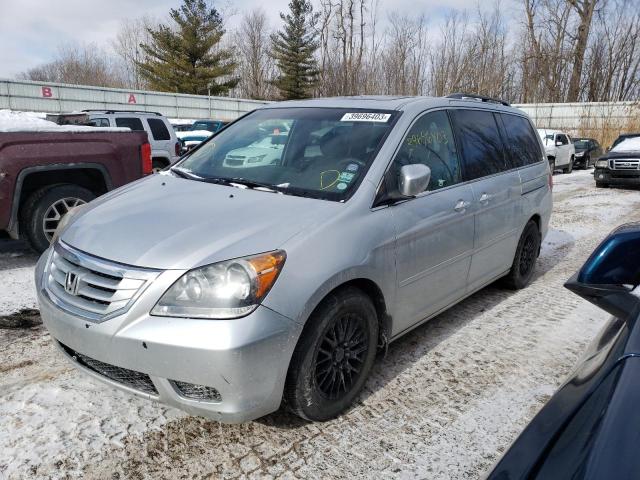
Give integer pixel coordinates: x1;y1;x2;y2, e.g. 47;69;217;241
500;114;543;167
115;117;145;131
147;118;171;140
451;109;506;180
89;118;110;127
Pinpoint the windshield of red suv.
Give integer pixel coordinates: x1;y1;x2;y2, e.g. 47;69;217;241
175;108;399;201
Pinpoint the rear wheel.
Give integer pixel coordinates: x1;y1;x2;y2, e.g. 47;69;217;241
284;287;378;421
502;220;541;290
21;184;95;253
548;158;556;174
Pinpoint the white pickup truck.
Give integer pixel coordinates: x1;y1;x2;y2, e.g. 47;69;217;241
537;129;576;174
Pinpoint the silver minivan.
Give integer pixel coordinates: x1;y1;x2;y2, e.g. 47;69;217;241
36;95;552;423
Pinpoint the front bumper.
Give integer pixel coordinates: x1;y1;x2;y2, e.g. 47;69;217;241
35;251;302;423
594;168;640;186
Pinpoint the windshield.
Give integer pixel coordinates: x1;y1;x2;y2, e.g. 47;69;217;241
574;139;590;149
176;108;398;201
191;121;218;132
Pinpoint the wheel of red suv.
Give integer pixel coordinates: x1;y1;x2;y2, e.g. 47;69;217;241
502;220;541;290
284;287;378;421
21;184;95;253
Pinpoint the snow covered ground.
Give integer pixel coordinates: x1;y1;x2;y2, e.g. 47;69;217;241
0;169;639;479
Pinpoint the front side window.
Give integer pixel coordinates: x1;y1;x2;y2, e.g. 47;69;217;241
557;134;569;145
115;117;145;131
500;114;542;167
391;110;461;191
176;108;398;201
451;109;506;180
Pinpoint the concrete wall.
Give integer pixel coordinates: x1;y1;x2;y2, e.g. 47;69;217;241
514;101;640;132
0;78;270;120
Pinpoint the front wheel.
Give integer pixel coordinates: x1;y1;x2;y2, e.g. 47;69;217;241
502;220;541;290
284;287;378;421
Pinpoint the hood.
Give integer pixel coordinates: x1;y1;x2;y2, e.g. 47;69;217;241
61;174;341;269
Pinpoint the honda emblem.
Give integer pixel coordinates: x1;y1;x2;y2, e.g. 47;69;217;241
64;270;81;295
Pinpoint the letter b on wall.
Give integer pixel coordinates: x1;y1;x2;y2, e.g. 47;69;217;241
41;86;53;98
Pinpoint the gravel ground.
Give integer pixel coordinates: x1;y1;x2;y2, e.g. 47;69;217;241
1;169;639;480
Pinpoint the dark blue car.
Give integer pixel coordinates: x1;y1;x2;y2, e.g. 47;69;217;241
488;223;640;480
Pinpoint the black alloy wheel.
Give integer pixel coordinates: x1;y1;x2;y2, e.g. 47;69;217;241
284;286;378;421
314;312;368;400
502;220;541;290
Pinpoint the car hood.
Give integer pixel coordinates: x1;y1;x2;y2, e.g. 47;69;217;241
61;174;341;270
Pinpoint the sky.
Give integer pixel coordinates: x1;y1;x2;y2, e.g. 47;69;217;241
0;0;512;79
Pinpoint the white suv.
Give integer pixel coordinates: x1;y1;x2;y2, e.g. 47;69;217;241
86;111;180;172
537;128;576;174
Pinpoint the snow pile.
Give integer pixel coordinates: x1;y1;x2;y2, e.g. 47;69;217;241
176;130;213;139
0;110;129;133
611;136;640;153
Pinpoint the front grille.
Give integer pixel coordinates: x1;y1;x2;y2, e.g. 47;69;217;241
611;159;640;170
173;380;222;402
225;158;245;166
61;343;158;395
45;242;159;322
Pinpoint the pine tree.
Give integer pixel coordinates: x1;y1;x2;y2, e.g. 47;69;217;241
271;0;320;100
137;0;237;95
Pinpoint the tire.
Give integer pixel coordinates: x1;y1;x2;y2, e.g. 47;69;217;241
562;157;574;174
548;159;556;174
502;220;541;290
152;159;168;173
284;286;378;421
583;155;591;169
21;184;95;253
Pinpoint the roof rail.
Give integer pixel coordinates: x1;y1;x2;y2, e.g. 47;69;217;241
82;109;163;116
446;93;510;107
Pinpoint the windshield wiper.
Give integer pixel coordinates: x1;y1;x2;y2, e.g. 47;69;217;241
171;167;202;180
226;178;284;192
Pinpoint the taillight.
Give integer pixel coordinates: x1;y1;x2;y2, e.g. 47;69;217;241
141;142;152;175
175;141;181;157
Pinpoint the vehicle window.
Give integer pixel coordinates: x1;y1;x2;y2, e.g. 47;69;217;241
89;118;110;127
391;110;461;191
574;139;590;149
177;108;398;201
115;117;145;131
500;114;542;167
557;134;569;145
147;118;172;140
451;109;506;180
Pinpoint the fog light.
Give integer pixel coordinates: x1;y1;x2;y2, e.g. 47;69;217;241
173;380;222;402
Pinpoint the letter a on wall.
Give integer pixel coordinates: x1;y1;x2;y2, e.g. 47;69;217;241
128;94;137;104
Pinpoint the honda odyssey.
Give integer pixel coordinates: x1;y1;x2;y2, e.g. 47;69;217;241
36;94;552;423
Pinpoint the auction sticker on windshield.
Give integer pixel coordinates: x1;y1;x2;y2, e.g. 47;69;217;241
340;112;391;122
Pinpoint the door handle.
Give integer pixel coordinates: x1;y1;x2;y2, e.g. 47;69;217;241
479;193;492;204
454;200;471;212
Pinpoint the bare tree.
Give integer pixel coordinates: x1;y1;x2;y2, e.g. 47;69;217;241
19;42;126;88
112;17;155;90
566;0;602;101
234;8;277;99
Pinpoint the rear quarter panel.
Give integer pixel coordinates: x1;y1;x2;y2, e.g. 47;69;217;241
0;131;148;231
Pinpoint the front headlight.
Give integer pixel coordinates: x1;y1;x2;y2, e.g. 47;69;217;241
247;154;267;164
596;160;609;168
151;250;286;319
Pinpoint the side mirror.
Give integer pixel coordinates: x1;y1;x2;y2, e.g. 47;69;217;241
556;141;563;147
398;164;431;197
565;224;640;318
